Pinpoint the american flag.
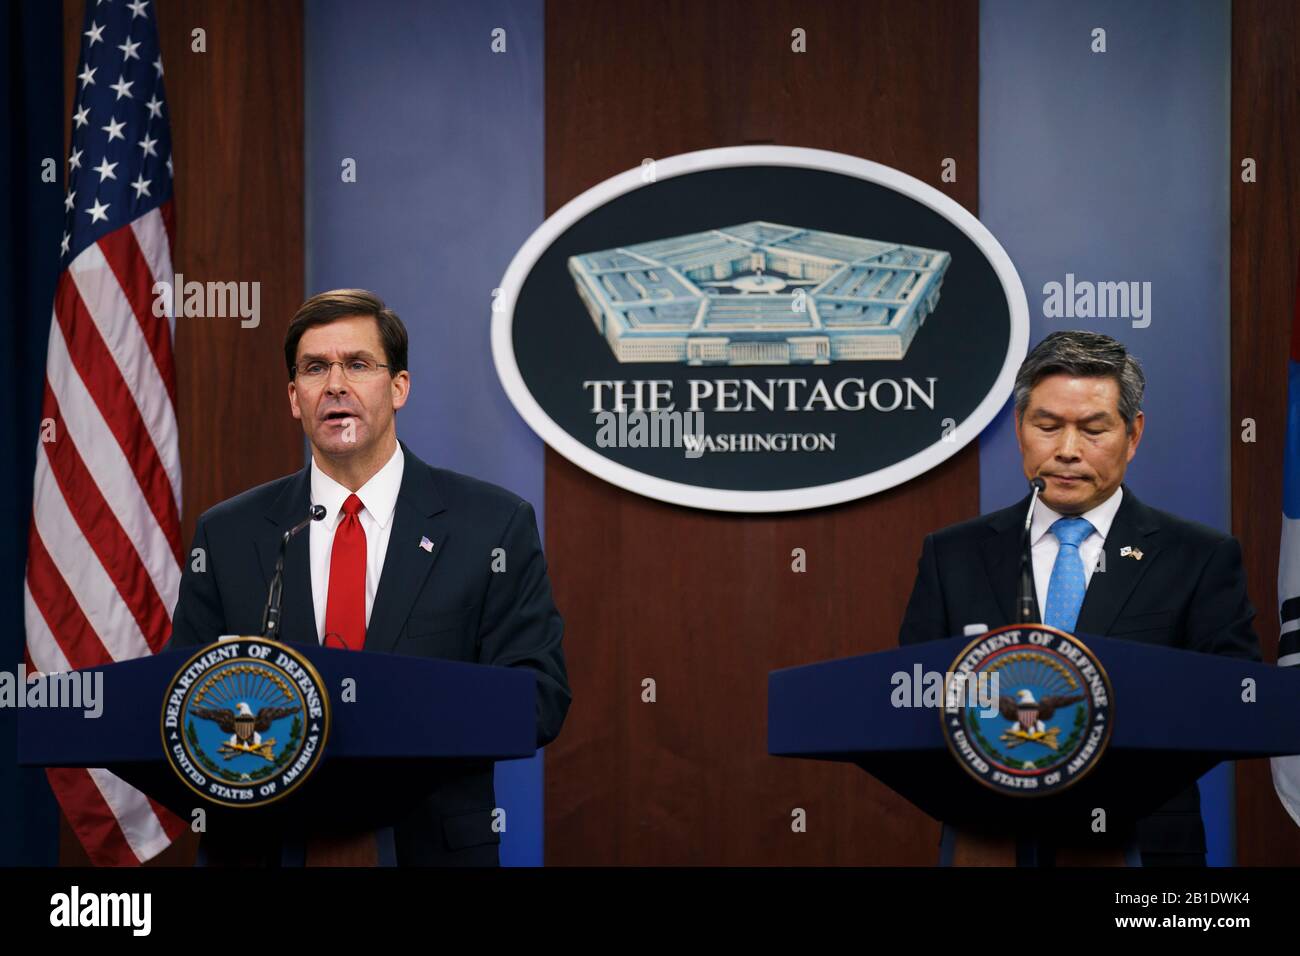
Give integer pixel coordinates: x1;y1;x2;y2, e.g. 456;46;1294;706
23;0;185;864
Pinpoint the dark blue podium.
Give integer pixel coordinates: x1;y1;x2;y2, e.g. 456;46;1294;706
769;631;1300;862
18;642;537;859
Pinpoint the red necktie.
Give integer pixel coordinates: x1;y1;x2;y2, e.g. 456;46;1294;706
324;493;366;650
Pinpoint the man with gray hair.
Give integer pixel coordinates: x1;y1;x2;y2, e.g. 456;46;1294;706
900;329;1260;866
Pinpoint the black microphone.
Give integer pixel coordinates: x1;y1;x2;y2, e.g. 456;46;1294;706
1017;477;1047;624
261;504;326;640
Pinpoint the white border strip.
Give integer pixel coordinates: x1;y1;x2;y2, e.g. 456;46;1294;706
491;146;1030;513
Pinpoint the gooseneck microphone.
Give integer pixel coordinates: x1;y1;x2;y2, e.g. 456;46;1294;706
1017;477;1047;624
261;504;326;640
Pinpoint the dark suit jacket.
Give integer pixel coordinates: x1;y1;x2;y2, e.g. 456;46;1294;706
166;440;571;865
899;482;1260;863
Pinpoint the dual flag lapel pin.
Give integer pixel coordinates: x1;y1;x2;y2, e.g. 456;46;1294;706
419;535;434;553
1119;545;1143;561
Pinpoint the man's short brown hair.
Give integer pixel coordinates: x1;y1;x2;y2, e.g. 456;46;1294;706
284;289;409;379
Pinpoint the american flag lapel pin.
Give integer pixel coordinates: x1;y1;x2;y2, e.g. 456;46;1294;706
419;535;434;553
1120;546;1143;560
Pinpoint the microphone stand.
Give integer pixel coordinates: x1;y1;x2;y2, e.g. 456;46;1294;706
261;505;326;640
1017;477;1046;624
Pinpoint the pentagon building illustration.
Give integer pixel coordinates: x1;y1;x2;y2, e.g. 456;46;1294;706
567;222;951;365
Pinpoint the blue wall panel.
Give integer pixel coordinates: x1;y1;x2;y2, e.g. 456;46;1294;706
306;0;546;866
980;0;1233;864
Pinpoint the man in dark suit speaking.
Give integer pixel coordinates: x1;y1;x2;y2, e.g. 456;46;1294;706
900;330;1259;866
166;289;570;865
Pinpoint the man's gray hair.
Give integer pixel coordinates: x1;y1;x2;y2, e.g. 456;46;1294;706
1013;331;1145;434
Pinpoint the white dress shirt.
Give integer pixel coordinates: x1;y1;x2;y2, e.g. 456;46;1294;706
1029;484;1124;614
308;443;404;643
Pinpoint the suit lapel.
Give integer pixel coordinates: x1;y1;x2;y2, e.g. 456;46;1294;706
256;464;318;646
1075;485;1162;636
981;493;1036;627
363;443;448;654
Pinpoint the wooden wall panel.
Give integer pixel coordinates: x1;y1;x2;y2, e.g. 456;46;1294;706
543;0;980;865
61;0;304;865
1231;0;1300;867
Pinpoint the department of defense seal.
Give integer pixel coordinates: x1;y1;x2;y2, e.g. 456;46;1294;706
941;624;1112;797
161;637;329;808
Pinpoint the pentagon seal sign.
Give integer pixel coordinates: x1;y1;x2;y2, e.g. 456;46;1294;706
941;624;1112;797
161;638;329;808
492;145;1030;513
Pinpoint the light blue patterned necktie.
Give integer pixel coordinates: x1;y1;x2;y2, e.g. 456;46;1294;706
1042;516;1094;633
